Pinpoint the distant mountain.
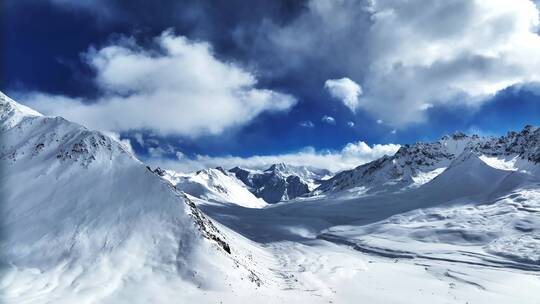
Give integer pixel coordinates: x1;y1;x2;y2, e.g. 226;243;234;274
229;163;331;203
158;167;267;208
314;127;540;195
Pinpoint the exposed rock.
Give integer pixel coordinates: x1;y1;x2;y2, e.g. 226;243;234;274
229;163;326;203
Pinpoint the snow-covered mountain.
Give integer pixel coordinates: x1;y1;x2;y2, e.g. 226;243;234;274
3;90;540;303
195;140;540;303
314;128;540;195
229;163;330;203
0;92;265;303
157;167;267;208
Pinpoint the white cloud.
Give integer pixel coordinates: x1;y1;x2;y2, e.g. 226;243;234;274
133;133;145;147
175;151;185;160
148;145;176;158
358;0;540;125
419;104;434;111
267;0;540;127
148;141;401;173
299;120;315;128
376;119;383;124
20;30;296;137
324;77;362;112
321;115;336;125
347;121;355;127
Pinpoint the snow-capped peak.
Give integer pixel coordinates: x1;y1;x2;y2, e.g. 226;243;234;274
1;93;263;302
229;163;330;203
0;91;42;130
315;126;540;195
169;167;268;208
265;162;288;173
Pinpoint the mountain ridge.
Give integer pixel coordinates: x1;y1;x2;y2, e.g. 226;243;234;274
313;126;540;196
229;163;330;203
0;92;265;303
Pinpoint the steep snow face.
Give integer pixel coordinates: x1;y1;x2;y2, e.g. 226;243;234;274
169;167;267;208
0;92;42;130
315;129;540;195
230;163;330;203
0;93;263;303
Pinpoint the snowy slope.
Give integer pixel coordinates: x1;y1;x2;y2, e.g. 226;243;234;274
0;92;266;303
0;92;43;129
163;167;267;208
321;157;540;277
196;148;540;303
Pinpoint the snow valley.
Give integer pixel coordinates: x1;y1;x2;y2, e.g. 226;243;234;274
1;91;540;303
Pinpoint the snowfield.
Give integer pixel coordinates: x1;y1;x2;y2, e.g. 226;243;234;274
1;91;540;303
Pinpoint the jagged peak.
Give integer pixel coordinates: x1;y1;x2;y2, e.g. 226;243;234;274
440;131;470;141
214;166;228;174
265;162;288;172
196;167;228;177
521;124;538;134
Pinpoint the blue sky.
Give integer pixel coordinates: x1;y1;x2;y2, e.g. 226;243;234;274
3;0;540;171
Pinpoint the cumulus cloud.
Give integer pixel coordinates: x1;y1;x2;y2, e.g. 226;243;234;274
324;77;362;112
20;30;296;137
266;0;540;127
148;141;401;173
321;115;336;125
359;0;540;125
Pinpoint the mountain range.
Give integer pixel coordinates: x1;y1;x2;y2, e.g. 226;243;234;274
314;128;540;195
2;91;540;303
